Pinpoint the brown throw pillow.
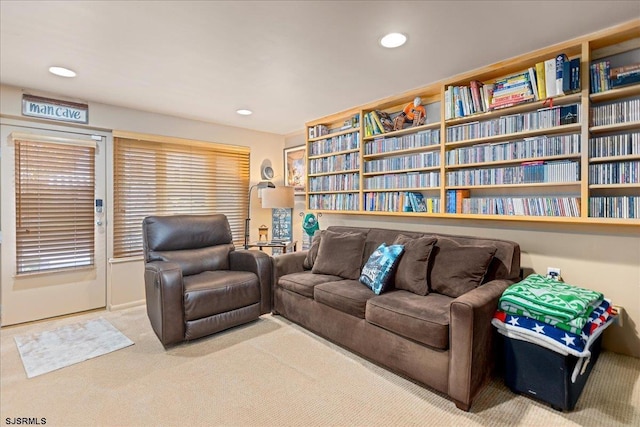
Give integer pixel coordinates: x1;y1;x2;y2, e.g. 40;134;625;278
429;238;497;298
392;234;437;295
303;230;325;270
312;230;366;280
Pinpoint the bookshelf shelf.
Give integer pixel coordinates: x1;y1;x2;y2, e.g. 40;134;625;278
589;84;640;102
362;121;441;141
445;154;582;170
307;190;359;195
364;186;441;192
589;121;640;134
308;169;360;177
446;182;580;190
304;19;640;223
589;183;640;189
445;123;582;149
363;144;441;159
308;128;359;142
444;94;582;127
363;165;440;176
308;148;360;160
589;154;640;163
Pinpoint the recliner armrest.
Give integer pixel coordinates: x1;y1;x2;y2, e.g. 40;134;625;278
229;249;272;314
144;261;185;347
448;279;512;411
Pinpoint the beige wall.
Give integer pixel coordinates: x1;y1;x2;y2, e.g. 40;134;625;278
1;84;285;314
284;125;640;360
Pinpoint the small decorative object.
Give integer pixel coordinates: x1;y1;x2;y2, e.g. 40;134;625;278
393;96;426;130
258;225;269;242
302;213;320;236
284;145;306;195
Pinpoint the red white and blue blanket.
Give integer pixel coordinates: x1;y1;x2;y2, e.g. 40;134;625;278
492;299;616;358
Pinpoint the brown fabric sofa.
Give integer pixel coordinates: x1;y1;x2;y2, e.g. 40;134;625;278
272;226;521;411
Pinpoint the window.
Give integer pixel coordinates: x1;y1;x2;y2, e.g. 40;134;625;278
113;133;250;258
14;137;96;274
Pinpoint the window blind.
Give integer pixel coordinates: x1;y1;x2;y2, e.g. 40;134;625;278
113;136;250;258
14;138;96;274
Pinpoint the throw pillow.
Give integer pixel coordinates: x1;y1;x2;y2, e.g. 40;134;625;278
359;243;405;295
429;239;497;298
312;230;367;280
392;234;437;295
303;229;325;269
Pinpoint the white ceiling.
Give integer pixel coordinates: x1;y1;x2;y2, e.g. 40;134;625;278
1;1;639;135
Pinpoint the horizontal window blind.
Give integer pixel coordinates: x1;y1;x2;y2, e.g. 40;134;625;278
113;136;250;258
14;139;95;274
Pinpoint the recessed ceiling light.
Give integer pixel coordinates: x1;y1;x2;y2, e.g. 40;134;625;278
48;66;76;78
236;109;253;116
380;33;407;48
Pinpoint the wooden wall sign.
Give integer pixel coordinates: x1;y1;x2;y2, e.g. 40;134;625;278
22;94;88;124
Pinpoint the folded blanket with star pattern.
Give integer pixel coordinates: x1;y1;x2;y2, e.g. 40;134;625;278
492;299;615;358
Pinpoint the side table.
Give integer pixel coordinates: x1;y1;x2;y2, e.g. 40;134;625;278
246;240;297;254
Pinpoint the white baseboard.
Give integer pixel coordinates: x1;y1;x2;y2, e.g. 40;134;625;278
109;299;145;311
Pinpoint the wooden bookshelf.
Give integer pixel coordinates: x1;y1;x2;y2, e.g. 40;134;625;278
304;19;640;225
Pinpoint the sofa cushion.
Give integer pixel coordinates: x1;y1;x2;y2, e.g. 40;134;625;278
392;234;437;296
366;290;454;350
303;230;325;270
314;280;375;318
278;271;343;298
312;230;367;280
183;270;260;321
359;243;404;295
429;238;497;298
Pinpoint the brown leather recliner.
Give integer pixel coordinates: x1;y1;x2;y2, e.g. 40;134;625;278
142;214;272;346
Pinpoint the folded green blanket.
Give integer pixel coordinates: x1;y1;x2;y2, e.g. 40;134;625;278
499;274;603;334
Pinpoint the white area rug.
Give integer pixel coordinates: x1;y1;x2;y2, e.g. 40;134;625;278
14;318;134;378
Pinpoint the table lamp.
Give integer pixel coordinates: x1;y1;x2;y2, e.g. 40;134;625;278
261;186;295;243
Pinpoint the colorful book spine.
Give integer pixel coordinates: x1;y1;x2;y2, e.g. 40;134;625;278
545;58;557;98
556;53;568;96
535;61;547;99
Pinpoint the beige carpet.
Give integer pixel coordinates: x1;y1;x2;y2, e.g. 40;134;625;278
1;305;638;427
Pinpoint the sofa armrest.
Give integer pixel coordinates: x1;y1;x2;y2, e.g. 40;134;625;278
229;249;273;314
448;279;512;410
272;251;307;282
144;261;185;347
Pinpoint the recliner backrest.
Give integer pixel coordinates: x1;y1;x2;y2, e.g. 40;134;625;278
143;214;235;275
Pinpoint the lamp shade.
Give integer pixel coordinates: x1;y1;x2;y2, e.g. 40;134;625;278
261;186;294;208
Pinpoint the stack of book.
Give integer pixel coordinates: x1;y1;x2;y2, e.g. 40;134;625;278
490;71;536;110
443;53;579;119
588;61;639;93
610;63;640;89
538;53;580;99
363;110;393;137
308;124;329;139
444;81;495;119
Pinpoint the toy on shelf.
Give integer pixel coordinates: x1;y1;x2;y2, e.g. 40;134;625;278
393;96;426;130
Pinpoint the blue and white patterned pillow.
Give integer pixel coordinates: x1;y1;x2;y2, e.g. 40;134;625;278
359;243;405;295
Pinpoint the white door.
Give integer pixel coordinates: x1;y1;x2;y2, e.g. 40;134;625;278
1;120;107;325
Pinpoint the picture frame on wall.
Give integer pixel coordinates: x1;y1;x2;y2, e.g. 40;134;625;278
284;145;306;195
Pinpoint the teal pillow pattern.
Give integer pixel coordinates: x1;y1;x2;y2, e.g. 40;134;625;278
359;243;405;295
